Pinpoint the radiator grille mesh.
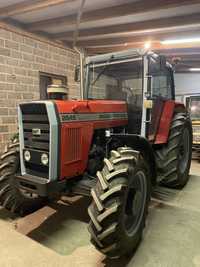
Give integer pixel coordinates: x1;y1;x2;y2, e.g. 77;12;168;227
65;128;81;162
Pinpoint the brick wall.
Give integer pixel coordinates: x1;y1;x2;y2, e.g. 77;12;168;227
0;25;80;152
90;73;118;99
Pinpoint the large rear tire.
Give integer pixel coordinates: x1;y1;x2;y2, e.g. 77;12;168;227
0;139;46;215
88;147;150;258
155;112;192;189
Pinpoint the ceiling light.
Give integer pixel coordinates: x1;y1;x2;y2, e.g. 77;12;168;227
190;68;200;72
161;38;200;45
144;41;151;49
191;106;197;111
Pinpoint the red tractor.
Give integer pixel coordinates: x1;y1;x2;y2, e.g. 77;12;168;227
0;49;192;258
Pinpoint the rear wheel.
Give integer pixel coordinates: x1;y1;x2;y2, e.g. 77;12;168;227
0;139;46;215
155;112;192;188
88;147;150;258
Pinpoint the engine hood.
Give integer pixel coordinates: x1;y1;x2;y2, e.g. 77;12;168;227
54;99;127;114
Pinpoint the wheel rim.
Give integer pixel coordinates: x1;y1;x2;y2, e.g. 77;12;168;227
123;170;147;237
179;128;190;174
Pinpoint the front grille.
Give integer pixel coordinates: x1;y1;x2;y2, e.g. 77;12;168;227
23;117;49;151
65;127;81;162
20;103;50;178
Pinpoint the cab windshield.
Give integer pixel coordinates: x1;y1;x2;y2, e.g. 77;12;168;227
86;58;143;102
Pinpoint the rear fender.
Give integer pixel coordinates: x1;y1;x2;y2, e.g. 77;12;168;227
154;100;186;145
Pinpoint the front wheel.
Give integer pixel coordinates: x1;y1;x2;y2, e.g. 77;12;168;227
88;147;150;258
0;139;47;215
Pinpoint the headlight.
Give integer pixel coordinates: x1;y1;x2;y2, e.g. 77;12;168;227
24;150;31;162
41;153;49;166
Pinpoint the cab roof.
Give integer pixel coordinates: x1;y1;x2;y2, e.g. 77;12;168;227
86;48;156;65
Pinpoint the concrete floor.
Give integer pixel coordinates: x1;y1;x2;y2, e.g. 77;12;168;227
0;161;200;267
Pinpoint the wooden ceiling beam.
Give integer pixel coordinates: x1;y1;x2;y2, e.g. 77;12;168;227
86;43;164;55
176;61;200;66
167;55;200;61
86;43;200;56
53;13;200;40
0;0;74;17
27;0;200;31
73;30;200;47
157;48;200;57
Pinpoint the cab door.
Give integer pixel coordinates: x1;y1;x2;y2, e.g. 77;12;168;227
147;56;175;142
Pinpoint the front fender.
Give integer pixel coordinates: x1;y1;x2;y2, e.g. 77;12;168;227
111;134;157;185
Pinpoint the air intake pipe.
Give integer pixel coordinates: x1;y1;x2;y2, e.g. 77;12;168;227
47;84;68;100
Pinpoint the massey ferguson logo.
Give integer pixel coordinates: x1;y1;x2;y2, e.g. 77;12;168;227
32;128;41;136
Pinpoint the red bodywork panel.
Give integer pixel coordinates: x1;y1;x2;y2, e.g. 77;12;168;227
54;99;185;179
56;100;127;113
54;100;128;179
154;100;186;144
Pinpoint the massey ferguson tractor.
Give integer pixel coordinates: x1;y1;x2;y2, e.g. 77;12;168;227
0;49;192;259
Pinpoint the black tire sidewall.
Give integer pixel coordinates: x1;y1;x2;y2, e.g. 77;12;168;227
176;118;192;186
117;158;150;253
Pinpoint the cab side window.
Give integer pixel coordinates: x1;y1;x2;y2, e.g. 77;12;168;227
149;59;173;100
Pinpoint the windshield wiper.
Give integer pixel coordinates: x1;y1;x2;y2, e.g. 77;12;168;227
91;55;114;86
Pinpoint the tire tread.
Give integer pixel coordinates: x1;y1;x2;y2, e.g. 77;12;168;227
155;112;192;188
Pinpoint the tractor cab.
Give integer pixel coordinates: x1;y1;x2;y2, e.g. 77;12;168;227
84;49;175;141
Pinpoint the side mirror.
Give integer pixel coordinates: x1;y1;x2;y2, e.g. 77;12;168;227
74;65;80;82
